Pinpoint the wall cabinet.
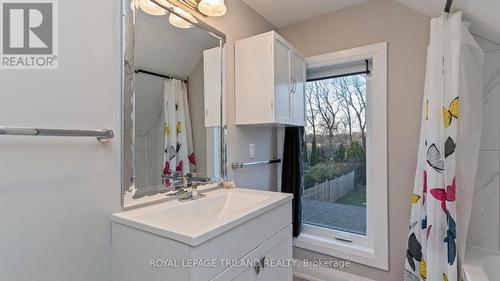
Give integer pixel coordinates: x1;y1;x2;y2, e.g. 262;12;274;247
235;31;305;126
204;47;222;127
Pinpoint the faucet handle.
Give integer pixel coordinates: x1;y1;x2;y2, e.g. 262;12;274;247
191;182;199;197
185;170;202;179
162;171;183;180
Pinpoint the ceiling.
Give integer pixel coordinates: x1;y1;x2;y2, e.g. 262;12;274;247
136;10;219;77
240;0;369;28
241;0;500;46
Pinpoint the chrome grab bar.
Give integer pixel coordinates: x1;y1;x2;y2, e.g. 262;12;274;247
231;159;281;169
0;126;114;142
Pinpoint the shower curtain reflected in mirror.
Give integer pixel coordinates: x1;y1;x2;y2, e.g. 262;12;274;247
404;12;484;281
162;79;195;187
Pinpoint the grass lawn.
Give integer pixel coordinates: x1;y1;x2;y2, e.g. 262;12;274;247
335;185;366;207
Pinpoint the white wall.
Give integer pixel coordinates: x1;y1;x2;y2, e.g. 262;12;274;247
467;36;500;251
0;1;121;281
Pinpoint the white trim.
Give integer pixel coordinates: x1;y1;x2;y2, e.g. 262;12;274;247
296;42;388;270
293;260;375;281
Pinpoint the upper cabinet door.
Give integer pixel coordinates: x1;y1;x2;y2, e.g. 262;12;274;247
204;47;222;127
291;51;306;126
235;31;305;126
273;39;291;124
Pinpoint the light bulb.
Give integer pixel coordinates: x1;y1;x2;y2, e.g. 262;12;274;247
206;0;223;5
168;7;197;29
131;0;139;10
198;0;226;17
154;0;174;8
139;0;167;16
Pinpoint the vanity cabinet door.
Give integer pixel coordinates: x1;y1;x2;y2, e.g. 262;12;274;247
210;266;253;281
253;225;293;281
210;225;293;281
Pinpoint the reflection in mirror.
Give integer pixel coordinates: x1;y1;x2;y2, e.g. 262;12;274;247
123;1;225;208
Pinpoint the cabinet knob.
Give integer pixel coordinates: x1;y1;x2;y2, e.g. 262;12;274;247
254;256;266;274
254;264;260;274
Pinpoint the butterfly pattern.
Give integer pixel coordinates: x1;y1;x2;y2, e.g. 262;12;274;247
442;97;460;128
430;177;456;214
444;137;456;158
162;79;196;182
406;233;422;271
404;95;460;281
427;144;444;173
444;212;457;265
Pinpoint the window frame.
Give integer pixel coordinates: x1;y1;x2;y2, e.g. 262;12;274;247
294;42;388;270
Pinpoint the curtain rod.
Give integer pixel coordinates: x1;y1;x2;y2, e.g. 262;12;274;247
135;69;187;83
307;59;370;82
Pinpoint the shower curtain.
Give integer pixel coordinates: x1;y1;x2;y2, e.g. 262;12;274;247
404;12;484;281
162;79;195;186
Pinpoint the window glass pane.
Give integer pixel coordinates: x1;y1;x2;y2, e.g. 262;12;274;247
302;74;367;236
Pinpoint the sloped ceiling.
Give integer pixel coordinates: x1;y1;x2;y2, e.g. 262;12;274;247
240;0;369;28
136;10;219;77
395;0;500;45
241;0;500;45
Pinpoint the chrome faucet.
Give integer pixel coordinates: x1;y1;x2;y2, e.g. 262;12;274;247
161;172;188;195
162;171;213;200
178;181;206;202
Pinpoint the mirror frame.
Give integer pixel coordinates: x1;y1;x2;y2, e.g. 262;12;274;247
121;0;227;209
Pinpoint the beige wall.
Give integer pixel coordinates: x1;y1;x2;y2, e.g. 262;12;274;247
278;0;430;280
202;0;279;190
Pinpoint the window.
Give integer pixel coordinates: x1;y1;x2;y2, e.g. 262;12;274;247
294;42;388;270
303;72;368;236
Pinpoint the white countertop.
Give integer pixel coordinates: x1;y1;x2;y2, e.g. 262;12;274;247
112;187;293;246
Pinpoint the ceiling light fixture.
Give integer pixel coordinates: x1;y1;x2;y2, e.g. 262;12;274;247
138;0;168;16
132;0;226;29
197;0;226;17
168;7;198;29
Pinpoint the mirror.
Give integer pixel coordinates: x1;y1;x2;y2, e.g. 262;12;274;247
122;0;226;208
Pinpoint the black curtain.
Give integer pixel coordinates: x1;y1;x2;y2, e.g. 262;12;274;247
281;126;304;237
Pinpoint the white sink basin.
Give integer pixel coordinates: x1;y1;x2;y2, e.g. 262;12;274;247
112;188;292;246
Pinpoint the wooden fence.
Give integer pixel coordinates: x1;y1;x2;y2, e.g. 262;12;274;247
303;171;355;202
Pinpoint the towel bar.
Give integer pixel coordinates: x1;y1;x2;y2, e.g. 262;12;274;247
231;159;281;169
0;126;114;142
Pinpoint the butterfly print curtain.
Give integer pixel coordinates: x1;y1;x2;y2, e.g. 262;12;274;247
162;79;195;186
404;12;484;281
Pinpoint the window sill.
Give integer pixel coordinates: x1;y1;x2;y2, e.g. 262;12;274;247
293;231;388;271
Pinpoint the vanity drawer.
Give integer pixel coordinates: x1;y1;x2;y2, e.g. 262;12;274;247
210;225;293;281
190;201;292;280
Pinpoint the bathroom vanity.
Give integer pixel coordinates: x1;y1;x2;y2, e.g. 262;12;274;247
112;188;293;281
